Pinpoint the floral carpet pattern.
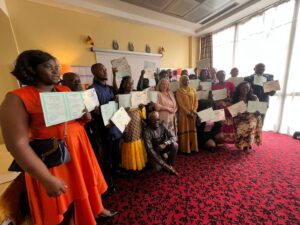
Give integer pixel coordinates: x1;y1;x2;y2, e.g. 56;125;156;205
100;132;300;225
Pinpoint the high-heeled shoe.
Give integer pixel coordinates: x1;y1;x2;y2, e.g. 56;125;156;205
96;210;118;219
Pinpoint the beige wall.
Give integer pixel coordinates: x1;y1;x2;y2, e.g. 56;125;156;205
5;0;198;67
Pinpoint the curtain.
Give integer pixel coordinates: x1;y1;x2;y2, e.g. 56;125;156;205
200;34;213;68
212;26;235;74
212;0;299;134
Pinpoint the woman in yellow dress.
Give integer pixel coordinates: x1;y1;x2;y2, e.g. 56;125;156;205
175;75;198;153
118;76;147;171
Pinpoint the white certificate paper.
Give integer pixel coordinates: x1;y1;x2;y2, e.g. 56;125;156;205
212;89;227;101
100;101;117;126
199;82;212;91
82;88;100;112
40;92;69;127
131;91;149;107
211;109;226;122
197;107;214;122
247;101;268;114
144;61;156;79
148;91;158;103
110;107;131;133
254;75;267;86
64;92;85;120
118;94;132;108
227;77;244;87
227;101;247;117
111;57;132;78
169;81;179;92
196;91;209;100
189;80;200;90
263;80;280;93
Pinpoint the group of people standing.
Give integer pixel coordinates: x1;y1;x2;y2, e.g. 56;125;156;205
0;49;276;225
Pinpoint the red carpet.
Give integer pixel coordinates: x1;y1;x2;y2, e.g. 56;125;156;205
99;132;300;224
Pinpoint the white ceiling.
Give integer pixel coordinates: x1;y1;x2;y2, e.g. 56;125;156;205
30;0;281;36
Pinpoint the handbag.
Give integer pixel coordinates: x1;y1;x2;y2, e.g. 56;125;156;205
8;123;71;172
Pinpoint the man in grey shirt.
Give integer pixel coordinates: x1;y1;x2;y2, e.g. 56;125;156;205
143;112;178;176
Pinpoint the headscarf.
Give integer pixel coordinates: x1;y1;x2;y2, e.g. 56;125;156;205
178;75;194;96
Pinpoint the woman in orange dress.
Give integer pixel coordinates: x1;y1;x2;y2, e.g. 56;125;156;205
0;50;115;225
175;75;198;153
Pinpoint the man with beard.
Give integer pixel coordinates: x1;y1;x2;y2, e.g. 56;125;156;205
143;112;178;176
89;63;123;193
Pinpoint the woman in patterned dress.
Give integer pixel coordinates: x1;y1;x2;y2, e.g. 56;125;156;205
118;76;147;171
232;82;262;151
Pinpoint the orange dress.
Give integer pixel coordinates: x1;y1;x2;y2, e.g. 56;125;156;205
11;85;107;225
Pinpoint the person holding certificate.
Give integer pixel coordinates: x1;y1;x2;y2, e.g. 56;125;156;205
176;75;198;153
244;63;276;123
62;72;83;91
212;70;236;144
118;76;147;171
196;100;223;152
0;50;116;225
90;63;122;193
232;82;263;152
155;78;178;136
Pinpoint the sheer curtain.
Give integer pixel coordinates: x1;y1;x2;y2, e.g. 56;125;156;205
212;26;235;75
280;0;300;135
212;0;299;134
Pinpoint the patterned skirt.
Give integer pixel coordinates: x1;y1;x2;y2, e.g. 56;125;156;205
234;113;262;149
121;109;147;170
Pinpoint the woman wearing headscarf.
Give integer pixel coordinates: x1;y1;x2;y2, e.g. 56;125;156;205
175;75;198;153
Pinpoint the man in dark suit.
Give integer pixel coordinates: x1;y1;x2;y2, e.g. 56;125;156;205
244;63;276;123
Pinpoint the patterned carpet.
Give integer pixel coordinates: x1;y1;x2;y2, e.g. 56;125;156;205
99;132;300;225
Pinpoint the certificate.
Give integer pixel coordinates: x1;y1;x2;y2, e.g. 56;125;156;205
227;101;247;117
199;82;212;91
197;107;214;122
253;75;267;86
111;57;132;78
263;80;280;93
196;91;209;100
227;77;244;87
169;81;179;92
211;109;225;122
100;101;117;126
82;88;99;112
144;61;156;79
64;92;85;120
40;92;69;127
131;91;149;107
212;89;227;101
189;80;200;90
118;94;132;108
110;107;131;133
148;91;158;103
247;101;268;114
